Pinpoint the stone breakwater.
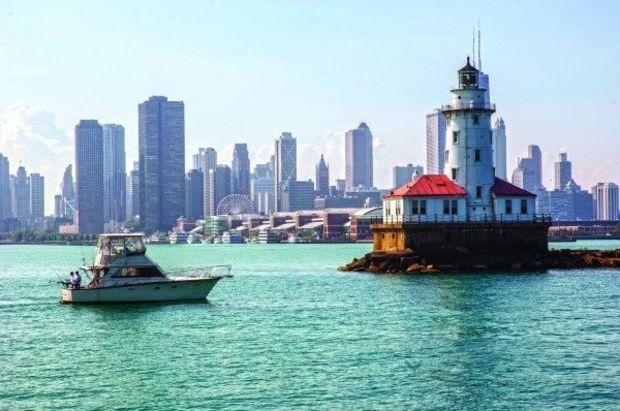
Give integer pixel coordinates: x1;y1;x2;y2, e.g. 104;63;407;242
338;248;620;274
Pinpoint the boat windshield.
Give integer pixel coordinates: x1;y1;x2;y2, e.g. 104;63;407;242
98;236;146;258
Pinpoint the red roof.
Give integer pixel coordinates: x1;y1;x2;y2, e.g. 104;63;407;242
491;177;536;197
385;175;467;198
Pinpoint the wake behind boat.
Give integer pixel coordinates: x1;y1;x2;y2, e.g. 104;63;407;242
60;233;231;304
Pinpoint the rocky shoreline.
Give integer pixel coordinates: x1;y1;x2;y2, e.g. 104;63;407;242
339;248;620;274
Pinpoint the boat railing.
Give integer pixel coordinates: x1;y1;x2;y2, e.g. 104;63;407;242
168;264;232;279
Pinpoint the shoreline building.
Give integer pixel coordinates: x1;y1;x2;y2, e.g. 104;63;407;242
60;165;75;220
194;148;217;216
185;169;204;221
345;122;373;190
138;96;185;232
103;124;126;227
75;120;104;234
554;152;572;191
13;166;30;227
29;173;44;227
492;118;507;179
375;57;549;256
251;162;275;215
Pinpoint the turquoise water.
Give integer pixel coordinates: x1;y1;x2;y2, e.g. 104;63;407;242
1;240;619;410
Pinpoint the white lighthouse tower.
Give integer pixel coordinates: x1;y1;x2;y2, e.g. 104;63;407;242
442;57;496;219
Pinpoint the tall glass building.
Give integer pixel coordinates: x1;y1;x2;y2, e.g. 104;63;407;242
75;120;104;234
274;132;297;211
232;143;250;195
103;124;126;225
425;109;446;175
138;96;185;232
345;122;373;190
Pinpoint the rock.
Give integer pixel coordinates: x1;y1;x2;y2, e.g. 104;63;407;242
421;264;439;273
400;256;420;266
472;264;488;270
406;263;425;273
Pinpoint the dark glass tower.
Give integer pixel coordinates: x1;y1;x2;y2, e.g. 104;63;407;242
138;96;185;232
231;143;250;195
315;154;330;196
75;120;104;234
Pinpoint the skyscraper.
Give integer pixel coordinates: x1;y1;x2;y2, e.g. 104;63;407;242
185;169;204;221
193;147;217;172
274;132;297;211
231;143;250;195
511;145;543;193
14;166;30;226
315;154;330;196
60;165;74;220
425;109;446;174
251;162;275;215
29;173;44;225
138;96;185;232
392;164;423;188
75;120;104;234
281;180;315;212
591;182;619;221
103;124;126;224
345;122;373;190
54;194;63;219
208;165;231;215
554;152;572;190
0;153;10;220
492;117;507;179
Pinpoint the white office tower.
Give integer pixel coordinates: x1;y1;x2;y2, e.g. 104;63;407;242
425;109;446;174
591;182;619;221
492;117;507;179
442;57;496;219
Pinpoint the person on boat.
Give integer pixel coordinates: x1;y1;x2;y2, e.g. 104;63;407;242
70;271;81;289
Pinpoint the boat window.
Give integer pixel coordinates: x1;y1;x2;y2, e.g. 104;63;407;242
112;266;164;278
125;237;145;254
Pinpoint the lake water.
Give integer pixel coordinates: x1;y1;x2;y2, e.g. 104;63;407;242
1;240;619;409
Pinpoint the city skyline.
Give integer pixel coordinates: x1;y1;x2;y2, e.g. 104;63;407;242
0;2;618;213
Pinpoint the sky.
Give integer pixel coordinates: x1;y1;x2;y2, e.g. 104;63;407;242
0;0;618;214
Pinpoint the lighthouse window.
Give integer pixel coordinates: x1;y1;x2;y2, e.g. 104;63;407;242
473;114;479;125
451;168;458;180
412;200;418;215
444;150;449;163
476;186;482;198
452;131;458;144
443;200;450;214
505;199;513;214
443;200;459;215
475;149;481;162
420;200;427;215
451;200;458;215
520;199;528;214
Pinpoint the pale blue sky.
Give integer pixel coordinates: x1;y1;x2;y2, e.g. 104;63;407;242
0;1;618;212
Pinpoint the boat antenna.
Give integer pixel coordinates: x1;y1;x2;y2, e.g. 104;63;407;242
472;27;476;67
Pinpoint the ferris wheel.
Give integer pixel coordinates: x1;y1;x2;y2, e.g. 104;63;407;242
216;194;254;216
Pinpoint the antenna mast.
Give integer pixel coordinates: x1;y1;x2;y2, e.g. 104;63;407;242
478;19;482;71
472;27;476;67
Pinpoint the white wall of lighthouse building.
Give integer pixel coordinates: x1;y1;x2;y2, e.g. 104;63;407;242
443;69;496;219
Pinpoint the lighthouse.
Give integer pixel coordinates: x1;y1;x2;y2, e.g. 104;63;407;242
442;57;496;219
373;57;550;258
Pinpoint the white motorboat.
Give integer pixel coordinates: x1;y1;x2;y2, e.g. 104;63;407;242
60;233;231;304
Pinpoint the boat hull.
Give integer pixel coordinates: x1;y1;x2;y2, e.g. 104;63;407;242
61;278;222;304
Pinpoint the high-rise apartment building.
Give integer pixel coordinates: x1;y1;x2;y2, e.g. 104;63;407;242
128;161;140;220
197;148;218;217
425;109;447;174
274;132;297;211
315;154;330;196
138;96;185;232
511;145;543;193
103;124;126;224
75;120;104;234
345;122;373;190
554;152;572;190
208;165;232;215
29;173;44;225
193;147;217;172
232;143;250;195
61;165;74;220
591;182;619;221
492;117;507;179
251;162;275;215
54;194;63;219
0;153;10;220
392;164;423;189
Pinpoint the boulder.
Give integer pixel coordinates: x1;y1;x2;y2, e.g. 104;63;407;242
406;263;426;273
